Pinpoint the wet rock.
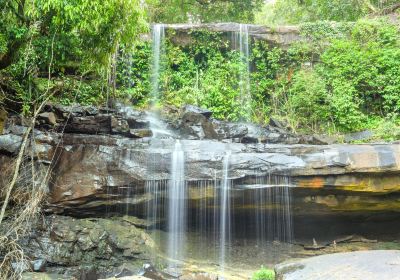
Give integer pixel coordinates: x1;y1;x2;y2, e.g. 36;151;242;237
181;105;212;119
127;118;150;129
111;116;129;135
20;215;155;278
179;112;217;139
129;129;153;138
212;120;248;139
240;136;259;143
275;250;400;280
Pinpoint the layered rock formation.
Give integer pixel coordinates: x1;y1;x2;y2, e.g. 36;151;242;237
163;23;301;48
0;104;399;216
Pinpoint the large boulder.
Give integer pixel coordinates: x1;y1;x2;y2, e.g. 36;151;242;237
275;250;400;280
19;215;156;279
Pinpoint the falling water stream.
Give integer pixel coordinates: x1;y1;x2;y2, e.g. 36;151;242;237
167;140;187;269
233;24;252;120
219;150;232;272
150;24;165;106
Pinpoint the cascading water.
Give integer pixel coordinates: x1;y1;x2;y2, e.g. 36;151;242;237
148;24;170;138
167;140;187;269
219;150;232;272
234;24;251;119
150;24;165;106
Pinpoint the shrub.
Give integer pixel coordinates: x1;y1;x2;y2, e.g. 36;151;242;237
252;266;275;280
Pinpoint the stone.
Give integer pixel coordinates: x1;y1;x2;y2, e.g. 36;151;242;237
212;120;248;139
127;118;150;129
31;259;47;272
181;105;212;118
65;115;111;134
38;112;57;125
11;260;31;273
269;117;287;129
165;23;301;48
275;250;400;280
22;272;72;280
111;116;129;135
0;134;22;154
311;134;338;145
129;129;153;138
19;215;154;278
344;130;374;142
179;112;217;139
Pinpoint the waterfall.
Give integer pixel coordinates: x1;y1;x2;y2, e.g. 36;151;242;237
150;24;165;107
252;175;293;246
219;150;232;272
235;24;251;119
167;140;187;268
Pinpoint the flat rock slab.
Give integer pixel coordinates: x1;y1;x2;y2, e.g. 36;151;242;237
275;250;400;280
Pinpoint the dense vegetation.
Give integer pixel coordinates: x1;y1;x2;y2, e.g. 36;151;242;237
0;0;399;140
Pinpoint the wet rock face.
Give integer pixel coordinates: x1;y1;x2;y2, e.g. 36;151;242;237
20;215;155;278
0;103;400;213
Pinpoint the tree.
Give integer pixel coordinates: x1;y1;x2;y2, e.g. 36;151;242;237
146;0;264;23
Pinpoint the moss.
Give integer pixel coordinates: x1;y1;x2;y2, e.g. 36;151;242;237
0;108;7;134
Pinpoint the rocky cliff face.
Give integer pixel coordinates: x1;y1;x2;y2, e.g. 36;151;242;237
163;23;301;48
0;103;399;216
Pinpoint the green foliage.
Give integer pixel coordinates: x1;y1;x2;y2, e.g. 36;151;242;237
252;266;275;280
0;0;147;114
147;0;263;23
119;30;258;121
256;0;400;24
278;18;400;133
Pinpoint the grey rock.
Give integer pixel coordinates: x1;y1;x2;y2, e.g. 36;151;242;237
111;116;130;135
38;112;57;125
164;23;301;48
129;129;153;138
0;134;22;154
31;259;47;272
311;134;338;145
212;120;248;139
275;250;400;280
269;117;287;129
181;105;212;118
65;115;111;134
344;130;374;142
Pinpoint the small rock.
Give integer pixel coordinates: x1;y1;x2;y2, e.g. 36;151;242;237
269;117;287;129
38;112;57;125
240;136;259;144
181;105;212;119
129;129;153;138
111;116;130;135
31;259;47;272
312;134;338;145
344;130;374;142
